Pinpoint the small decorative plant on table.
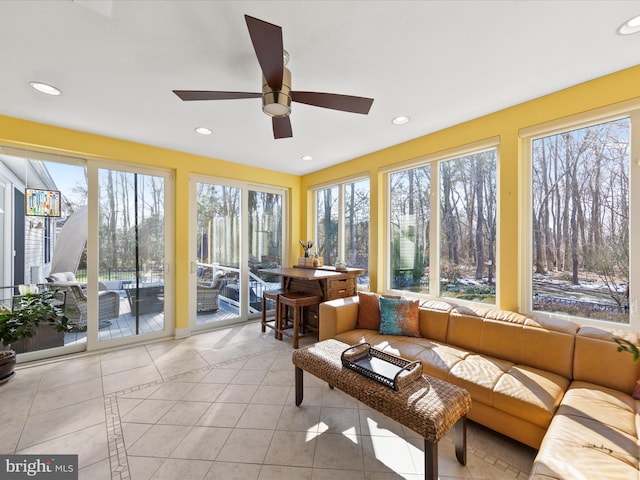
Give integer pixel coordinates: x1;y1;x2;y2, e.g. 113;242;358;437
0;290;73;384
299;240;314;258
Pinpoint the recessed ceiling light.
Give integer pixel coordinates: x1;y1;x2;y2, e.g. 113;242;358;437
195;127;212;135
617;14;640;35
392;115;410;125
29;81;62;96
301;155;313;161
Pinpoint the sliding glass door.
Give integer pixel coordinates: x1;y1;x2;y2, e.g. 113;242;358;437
191;176;284;329
0;148;89;358
96;166;172;344
194;181;242;325
249;188;283;317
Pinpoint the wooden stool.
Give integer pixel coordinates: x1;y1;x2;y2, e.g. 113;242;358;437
278;292;321;349
261;288;285;339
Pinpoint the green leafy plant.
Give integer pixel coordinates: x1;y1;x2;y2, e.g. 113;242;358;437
614;337;640;363
0;290;73;349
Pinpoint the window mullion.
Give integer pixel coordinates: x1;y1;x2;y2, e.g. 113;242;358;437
629;110;640;330
430;162;439;297
338;183;345;261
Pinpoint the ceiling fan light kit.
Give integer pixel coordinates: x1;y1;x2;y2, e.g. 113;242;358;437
262;67;291;117
172;14;373;139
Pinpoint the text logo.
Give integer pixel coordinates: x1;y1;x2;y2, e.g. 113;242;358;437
0;455;78;479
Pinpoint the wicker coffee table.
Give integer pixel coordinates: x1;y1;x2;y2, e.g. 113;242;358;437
292;339;472;480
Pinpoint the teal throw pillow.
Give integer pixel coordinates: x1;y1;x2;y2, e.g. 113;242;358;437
379;297;421;337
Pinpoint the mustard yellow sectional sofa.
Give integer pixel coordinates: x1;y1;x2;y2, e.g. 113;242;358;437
319;296;640;480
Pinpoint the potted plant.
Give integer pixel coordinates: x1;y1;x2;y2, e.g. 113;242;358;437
0;289;73;384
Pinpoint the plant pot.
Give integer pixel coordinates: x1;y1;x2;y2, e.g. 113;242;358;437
11;324;65;354
0;350;16;384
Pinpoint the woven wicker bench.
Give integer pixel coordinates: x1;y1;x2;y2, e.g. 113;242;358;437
292;339;472;479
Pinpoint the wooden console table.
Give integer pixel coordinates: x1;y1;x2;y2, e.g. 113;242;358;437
259;266;363;301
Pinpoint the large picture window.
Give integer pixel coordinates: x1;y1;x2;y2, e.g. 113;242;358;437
388;145;497;303
389;166;430;293
439;150;497;302
529;117;630;323
315;178;369;289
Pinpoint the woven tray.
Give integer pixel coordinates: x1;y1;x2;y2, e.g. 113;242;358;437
341;342;423;391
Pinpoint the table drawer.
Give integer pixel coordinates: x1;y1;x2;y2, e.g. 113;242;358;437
326;288;355;300
327;277;355;290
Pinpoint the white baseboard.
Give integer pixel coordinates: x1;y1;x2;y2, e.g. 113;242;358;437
174;327;191;339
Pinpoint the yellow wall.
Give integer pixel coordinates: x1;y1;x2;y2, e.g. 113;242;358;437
0;115;301;330
301;65;640;311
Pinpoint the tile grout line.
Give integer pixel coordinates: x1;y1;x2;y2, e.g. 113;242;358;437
105;346;280;480
103;341;530;479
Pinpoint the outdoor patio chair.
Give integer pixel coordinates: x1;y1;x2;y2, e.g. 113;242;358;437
197;270;225;313
47;283;120;331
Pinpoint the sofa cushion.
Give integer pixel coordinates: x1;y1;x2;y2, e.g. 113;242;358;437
417;300;455;342
446;306;577;379
379;297;420;337
446;306;485;351
356;292;381;330
355;292;400;330
492;365;569;428
574;326;640;394
334;329;394;349
480;317;525;362
334;330;469;382
530;380;640;479
448;354;514;405
411;342;469;381
520;323;576;379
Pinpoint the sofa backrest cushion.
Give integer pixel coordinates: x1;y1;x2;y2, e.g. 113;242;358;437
520;317;577;379
418;300;455;342
446;305;487;351
446;306;578;378
573;326;640;394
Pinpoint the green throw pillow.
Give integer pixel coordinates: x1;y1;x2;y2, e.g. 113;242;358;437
379;297;420;337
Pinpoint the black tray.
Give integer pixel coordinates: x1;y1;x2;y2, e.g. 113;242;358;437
341;342;423;391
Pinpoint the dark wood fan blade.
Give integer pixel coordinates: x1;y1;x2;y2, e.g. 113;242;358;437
273;116;292;139
245;15;283;90
291;91;374;114
173;90;261;101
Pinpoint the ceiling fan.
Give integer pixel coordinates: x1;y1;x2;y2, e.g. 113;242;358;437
173;15;374;139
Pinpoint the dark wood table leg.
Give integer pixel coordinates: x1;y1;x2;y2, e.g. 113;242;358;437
424;439;438;480
455;415;467;465
295;366;304;406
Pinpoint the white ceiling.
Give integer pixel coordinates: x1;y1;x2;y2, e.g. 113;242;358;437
0;1;639;175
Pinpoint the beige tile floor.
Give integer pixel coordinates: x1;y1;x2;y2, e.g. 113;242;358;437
1;322;536;479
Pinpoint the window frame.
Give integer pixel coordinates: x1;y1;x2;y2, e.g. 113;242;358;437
383;137;499;303
519;101;640;331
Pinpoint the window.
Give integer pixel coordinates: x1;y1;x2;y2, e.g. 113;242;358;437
389;166;430;293
388;145;497;303
528;117;631;323
315;178;369;289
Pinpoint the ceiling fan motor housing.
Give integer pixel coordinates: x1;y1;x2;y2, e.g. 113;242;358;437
262;67;291;117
